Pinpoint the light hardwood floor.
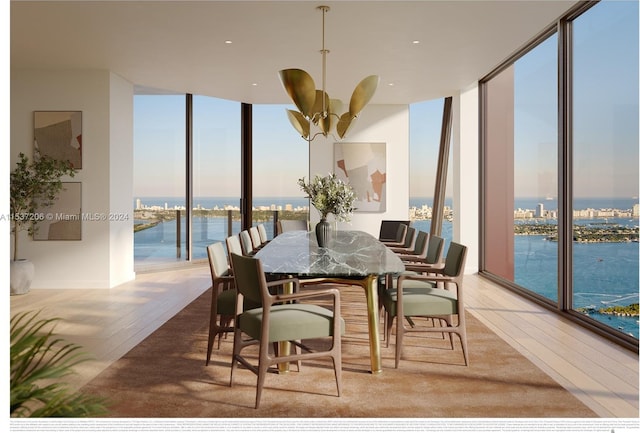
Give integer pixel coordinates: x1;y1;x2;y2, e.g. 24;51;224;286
9;265;639;418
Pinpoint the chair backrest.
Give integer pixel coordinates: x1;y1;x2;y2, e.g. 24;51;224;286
207;242;230;280
239;230;254;255
249;226;262;248
393;224;408;244
225;235;243;260
425;235;445;265
230;253;265;305
410;230;429;256
279;219;308;233
443;242;467;279
401;226;417;249
257;223;269;243
379;220;411;242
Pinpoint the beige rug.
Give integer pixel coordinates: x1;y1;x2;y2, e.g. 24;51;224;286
81;284;596;418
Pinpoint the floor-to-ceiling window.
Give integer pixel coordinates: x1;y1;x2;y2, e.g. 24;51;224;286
134;94;241;267
571;0;639;334
133;94;186;268
409;98;453;246
507;35;560;301
252;104;309;239
192;96;241;259
481;0;638;348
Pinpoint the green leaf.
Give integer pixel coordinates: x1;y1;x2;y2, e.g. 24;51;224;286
10;311;108;417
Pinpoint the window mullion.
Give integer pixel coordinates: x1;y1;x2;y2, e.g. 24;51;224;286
557;19;573;311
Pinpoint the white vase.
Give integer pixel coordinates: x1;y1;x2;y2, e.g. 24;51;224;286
10;259;35;295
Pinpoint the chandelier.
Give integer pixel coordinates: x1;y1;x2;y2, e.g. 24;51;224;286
278;5;379;141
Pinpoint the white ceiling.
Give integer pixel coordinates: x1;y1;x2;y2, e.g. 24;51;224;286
11;0;579;105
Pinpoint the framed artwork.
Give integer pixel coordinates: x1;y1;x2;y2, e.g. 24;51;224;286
34;182;82;241
34;111;82;169
334;142;386;213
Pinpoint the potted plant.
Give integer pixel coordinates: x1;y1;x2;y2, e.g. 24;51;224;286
10;151;76;295
298;173;356;247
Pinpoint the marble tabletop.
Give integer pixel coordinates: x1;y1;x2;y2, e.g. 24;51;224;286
254;229;405;277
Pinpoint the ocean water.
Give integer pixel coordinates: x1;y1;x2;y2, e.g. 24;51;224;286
134;196;639;338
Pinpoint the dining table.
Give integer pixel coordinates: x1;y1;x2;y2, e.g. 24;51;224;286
253;229;406;374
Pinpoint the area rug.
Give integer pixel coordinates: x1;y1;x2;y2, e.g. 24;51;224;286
81;284;596;418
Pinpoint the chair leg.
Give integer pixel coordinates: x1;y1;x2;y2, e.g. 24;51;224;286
255;340;270;409
206;318;217;366
332;354;342;397
229;328;242;388
205;285;217;365
385;312;393;348
395;316;404;368
459;331;469;366
445;316;455;349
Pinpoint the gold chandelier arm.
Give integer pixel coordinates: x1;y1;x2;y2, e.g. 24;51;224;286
286;109;310;139
279;69;317;117
349;75;380;117
336;112;355;139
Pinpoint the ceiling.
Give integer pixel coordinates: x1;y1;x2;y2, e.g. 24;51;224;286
11;0;579;105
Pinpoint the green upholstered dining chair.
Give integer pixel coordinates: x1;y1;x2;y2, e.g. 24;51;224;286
394;230;429;263
378;220;411;243
205;242;237;366
225;234;243;261
276;219;309;235
389;226;417;253
381;234;446;331
239;230;256;256
229;253;344;409
403;234;445;271
381;223;408;247
382;242;468;368
256;223;270;245
249;226;263;250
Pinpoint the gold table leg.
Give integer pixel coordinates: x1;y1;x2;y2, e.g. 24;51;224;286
361;274;382;374
278;279;294;373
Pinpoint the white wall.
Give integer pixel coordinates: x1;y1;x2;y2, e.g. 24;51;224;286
308;105;410;237
10;69;135;288
454;84;480;273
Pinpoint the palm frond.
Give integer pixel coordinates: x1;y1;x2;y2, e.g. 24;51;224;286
10;310;108;417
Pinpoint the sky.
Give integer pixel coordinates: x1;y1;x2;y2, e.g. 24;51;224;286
133;95;450;199
133;0;638;202
513;0;638;199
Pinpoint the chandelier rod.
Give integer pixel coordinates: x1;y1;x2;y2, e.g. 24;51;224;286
319;5;329;117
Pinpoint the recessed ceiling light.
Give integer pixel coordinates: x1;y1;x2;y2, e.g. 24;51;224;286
388;82;395;87
224;40;233;44
252;83;258;87
412;40;420;44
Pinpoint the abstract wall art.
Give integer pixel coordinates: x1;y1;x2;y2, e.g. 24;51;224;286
34;182;82;241
34;111;82;169
334;142;386;213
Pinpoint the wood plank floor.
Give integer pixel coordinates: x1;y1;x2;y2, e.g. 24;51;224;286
9;265;639;418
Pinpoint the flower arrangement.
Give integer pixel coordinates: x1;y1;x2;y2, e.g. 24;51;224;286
298;173;357;222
